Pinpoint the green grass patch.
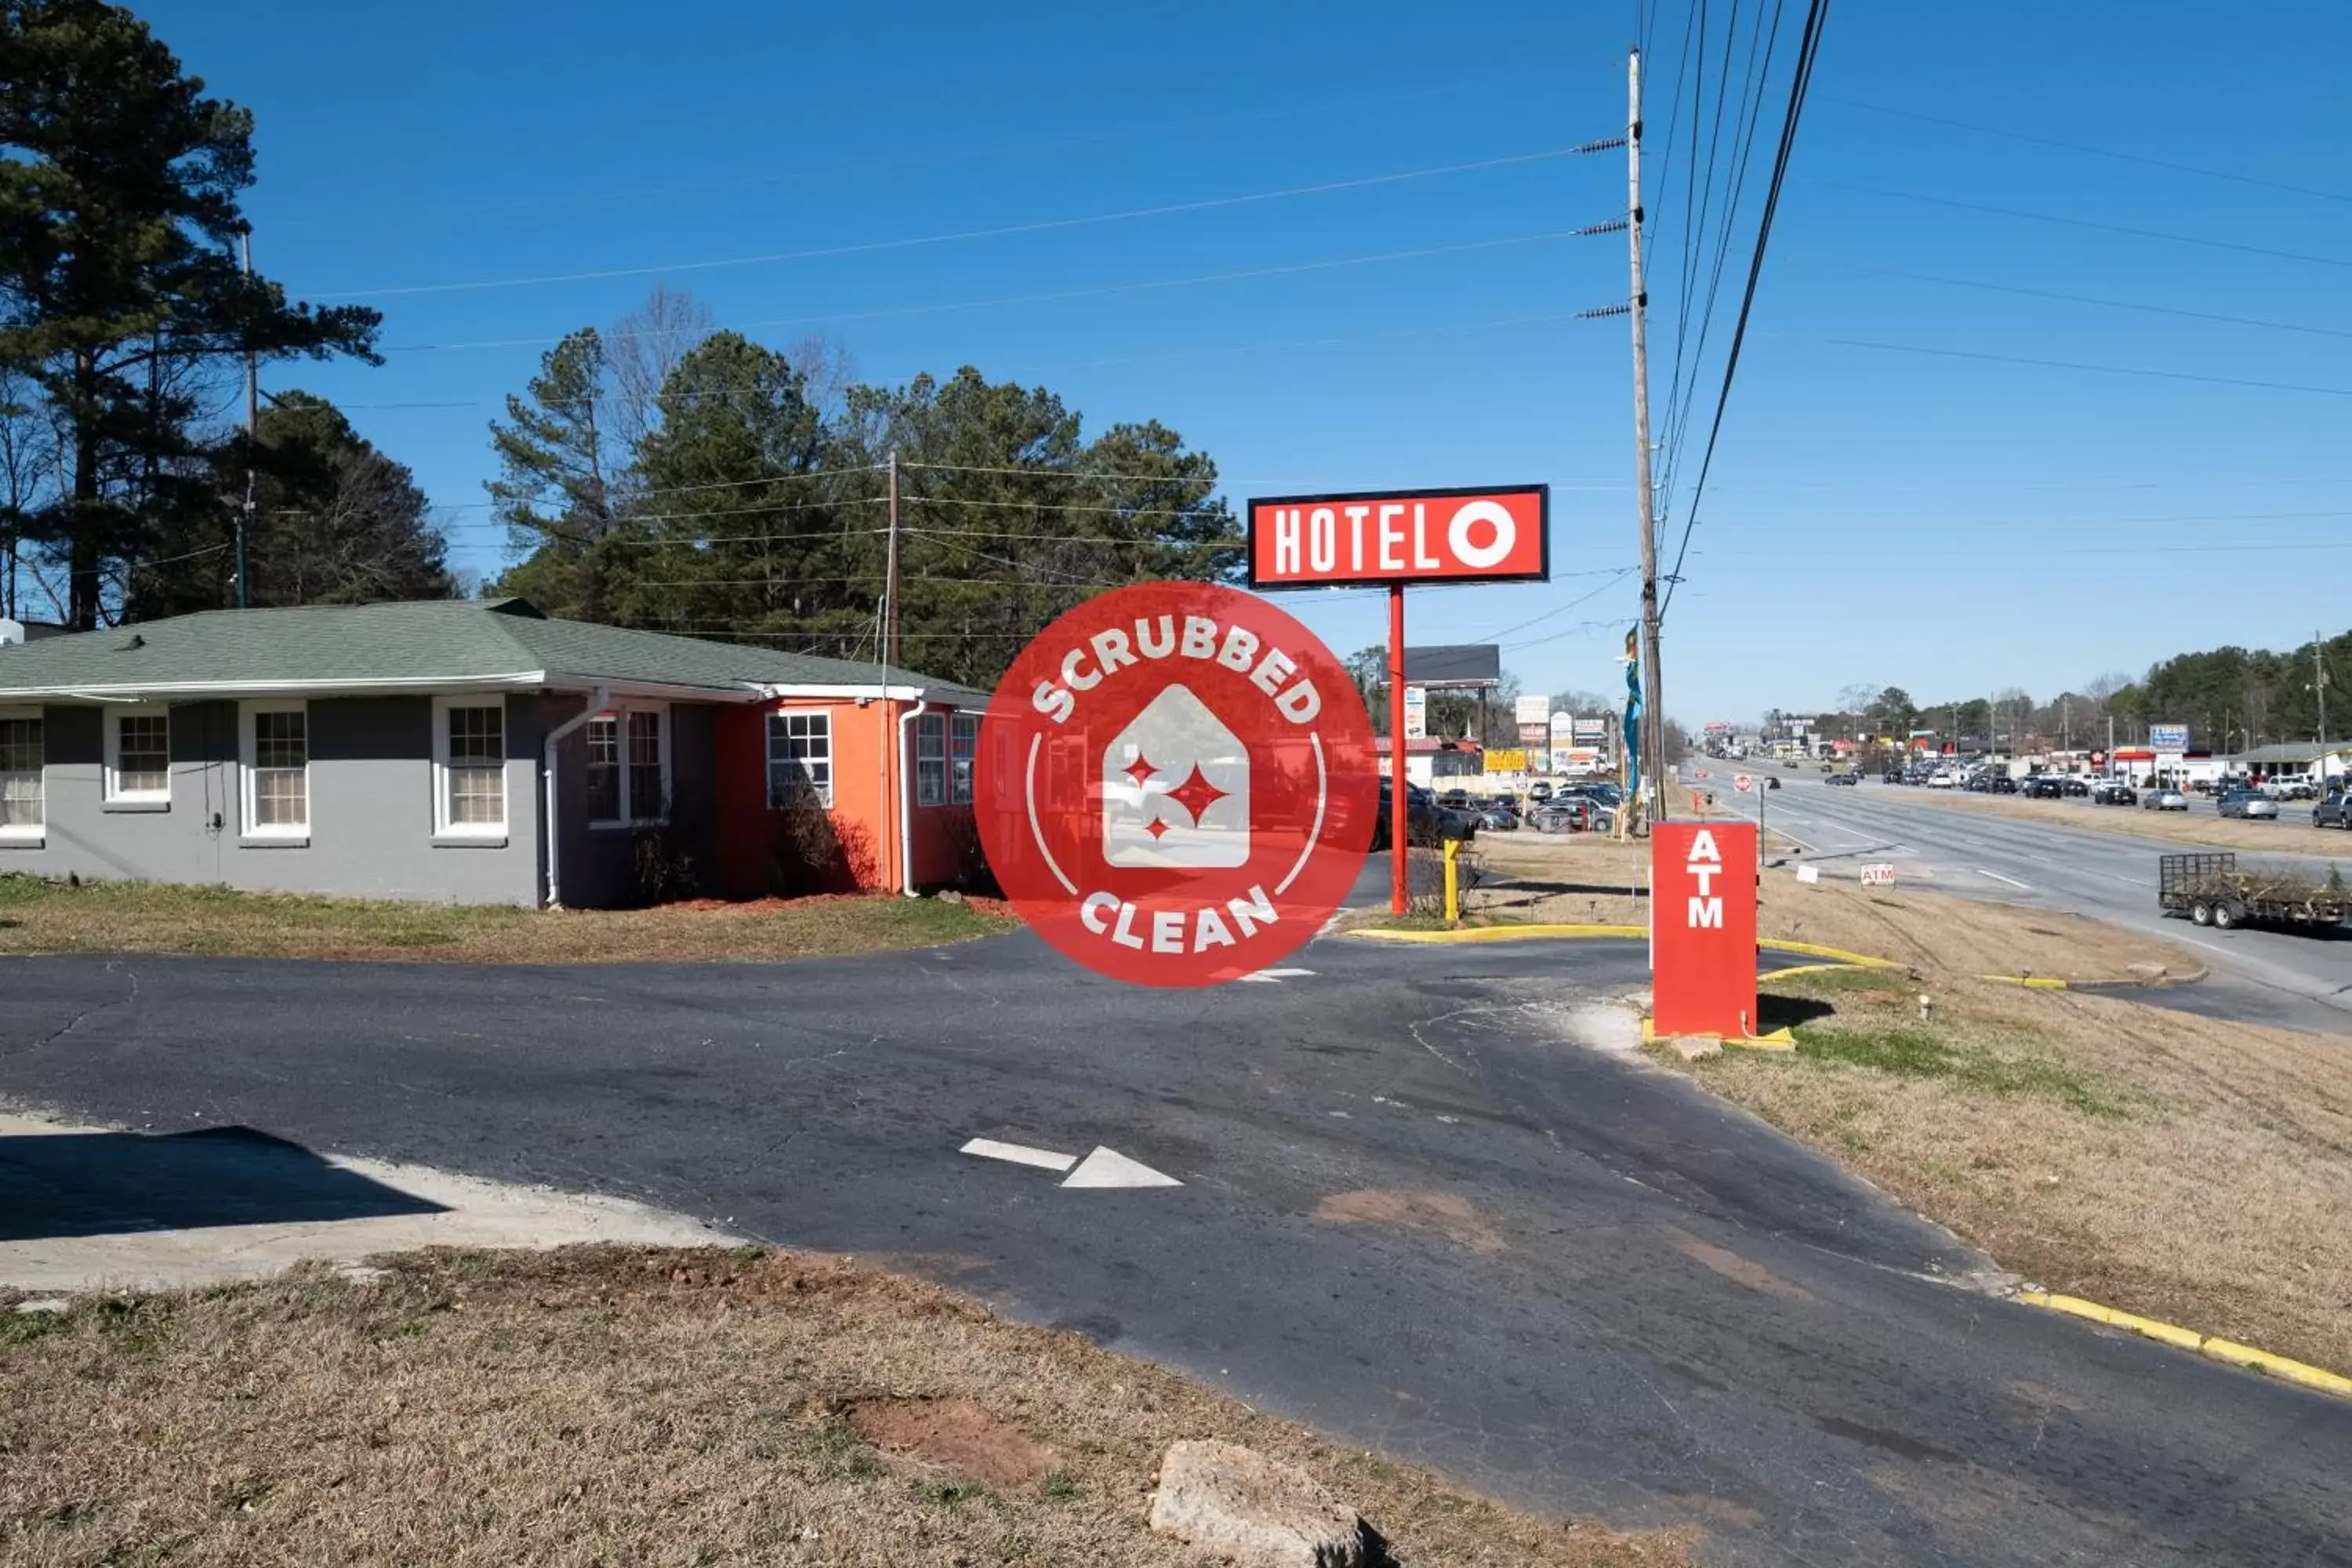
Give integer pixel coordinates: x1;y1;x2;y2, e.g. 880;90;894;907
0;873;1014;963
1769;965;1906;994
1789;1021;2124;1117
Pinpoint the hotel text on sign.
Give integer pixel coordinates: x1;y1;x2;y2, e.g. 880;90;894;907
1247;485;1550;589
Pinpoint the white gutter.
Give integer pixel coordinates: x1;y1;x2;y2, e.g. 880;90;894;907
897;697;931;898
0;670;549;701
542;684;610;909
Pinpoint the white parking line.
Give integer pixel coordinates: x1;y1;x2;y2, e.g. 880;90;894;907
1976;869;2033;891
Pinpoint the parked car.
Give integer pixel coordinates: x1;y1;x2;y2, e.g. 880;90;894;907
1436;788;1474;811
1882;768;1904;783
1987;775;2019;794
2315;790;2352;829
2060;776;2092;797
1478;800;1521;831
1371;782;1479;848
2216;789;2279;821
1826;771;1860;786
2024;777;2065;799
1526;782;1554;804
2274;778;2319;801
2142;788;2189;811
2092;782;2138;806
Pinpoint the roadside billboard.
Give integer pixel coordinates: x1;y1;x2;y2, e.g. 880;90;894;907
1247;485;1550;589
1517;722;1548;746
1485;749;1529;773
1514;694;1552;727
2151;724;2190;752
1402;684;1427;740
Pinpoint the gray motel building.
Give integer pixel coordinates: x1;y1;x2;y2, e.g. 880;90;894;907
0;598;987;909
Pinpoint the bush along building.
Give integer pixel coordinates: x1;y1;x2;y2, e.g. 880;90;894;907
0;599;989;907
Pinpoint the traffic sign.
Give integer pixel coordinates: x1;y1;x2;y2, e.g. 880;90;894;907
977;582;1378;989
1733;773;1754;793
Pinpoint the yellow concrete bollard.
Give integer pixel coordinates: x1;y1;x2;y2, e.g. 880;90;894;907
1443;837;1462;926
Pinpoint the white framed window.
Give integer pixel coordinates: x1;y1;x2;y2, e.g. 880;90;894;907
434;697;507;837
768;710;833;809
585;702;668;827
104;705;172;804
240;700;309;839
916;711;947;807
0;708;42;838
950;713;979;805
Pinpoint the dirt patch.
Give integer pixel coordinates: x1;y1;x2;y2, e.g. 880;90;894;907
846;1396;1059;1486
1668;1230;1817;1304
0;876;1018;963
0;1245;1682;1567
1313;1189;1506;1254
1660;974;2352;1377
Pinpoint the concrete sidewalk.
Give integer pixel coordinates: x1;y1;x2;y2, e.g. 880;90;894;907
1;1109;730;1296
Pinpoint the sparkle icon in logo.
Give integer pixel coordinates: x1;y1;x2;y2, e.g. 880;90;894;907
1103;684;1250;868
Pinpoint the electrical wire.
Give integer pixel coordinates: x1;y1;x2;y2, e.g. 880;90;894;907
385;229;1588;354
1819;336;2352;398
317;147;1610;300
1816;261;2352;340
1820;96;2352;207
1658;0;1831;622
1812;179;2352;271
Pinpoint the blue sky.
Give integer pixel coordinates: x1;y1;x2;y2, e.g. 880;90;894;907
148;0;2352;725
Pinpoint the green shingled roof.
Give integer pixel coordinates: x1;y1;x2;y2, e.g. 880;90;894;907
0;600;983;702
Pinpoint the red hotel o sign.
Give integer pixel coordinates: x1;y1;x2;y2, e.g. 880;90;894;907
1247;485;1550;589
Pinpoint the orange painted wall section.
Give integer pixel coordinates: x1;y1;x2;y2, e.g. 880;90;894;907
712;697;979;896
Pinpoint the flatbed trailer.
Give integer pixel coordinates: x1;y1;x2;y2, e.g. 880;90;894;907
2158;851;2349;932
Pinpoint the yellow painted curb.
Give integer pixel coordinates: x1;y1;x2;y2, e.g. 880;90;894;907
1755;938;1901;968
1640;1018;1797;1051
1763;961;1883;982
1981;975;2069;989
1344;923;1646;944
2017;1290;2352;1399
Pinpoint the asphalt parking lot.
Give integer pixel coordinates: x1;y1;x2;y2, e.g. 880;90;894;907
6;916;2350;1566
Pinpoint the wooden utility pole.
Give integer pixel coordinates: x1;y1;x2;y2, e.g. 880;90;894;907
2317;630;2329;752
239;227;258;609
1628;47;1668;819
884;449;901;673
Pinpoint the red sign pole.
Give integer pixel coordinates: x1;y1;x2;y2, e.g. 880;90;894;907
1388;583;1409;913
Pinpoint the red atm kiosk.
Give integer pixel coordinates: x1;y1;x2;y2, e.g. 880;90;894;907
1651;820;1759;1039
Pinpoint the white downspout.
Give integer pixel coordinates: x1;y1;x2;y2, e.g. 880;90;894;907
897;697;931;898
541;684;610;909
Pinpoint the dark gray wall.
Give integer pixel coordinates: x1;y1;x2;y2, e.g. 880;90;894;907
544;695;722;909
0;694;541;906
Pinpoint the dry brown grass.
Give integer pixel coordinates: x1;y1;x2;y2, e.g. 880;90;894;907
0;1247;1686;1568
0;876;1017;963
1465;835;2205;985
1669;975;2352;1377
1869;782;2352;858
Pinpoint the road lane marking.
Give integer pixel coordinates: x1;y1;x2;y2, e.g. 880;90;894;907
1237;967;1316;983
1061;1147;1183;1189
1976;869;2033;890
960;1138;1077;1172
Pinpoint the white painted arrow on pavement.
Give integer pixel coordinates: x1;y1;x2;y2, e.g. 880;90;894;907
960;1138;1181;1189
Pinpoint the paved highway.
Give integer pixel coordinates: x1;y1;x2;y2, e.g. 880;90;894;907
7;920;2350;1566
1737;776;2352;1033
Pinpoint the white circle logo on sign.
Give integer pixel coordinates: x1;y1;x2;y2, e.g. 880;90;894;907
1446;500;1518;570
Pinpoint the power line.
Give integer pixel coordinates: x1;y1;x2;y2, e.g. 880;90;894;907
1478;568;1639;641
1820;96;2352;207
384;229;1590;354
1820;336;2352;398
317;147;1611;300
1820;261;2352;340
1813;178;2352;271
1659;0;1831;621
